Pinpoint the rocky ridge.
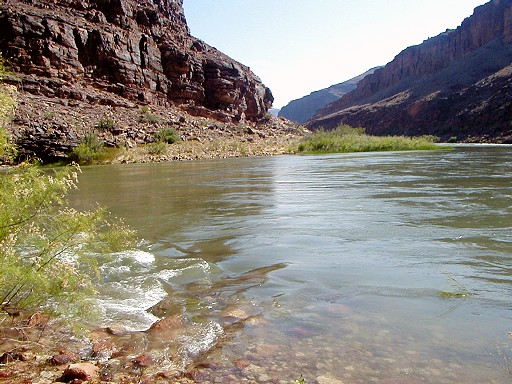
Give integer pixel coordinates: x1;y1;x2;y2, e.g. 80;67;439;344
0;0;282;161
278;67;380;125
308;0;512;142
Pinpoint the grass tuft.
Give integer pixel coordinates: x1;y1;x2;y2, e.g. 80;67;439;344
297;124;446;154
138;106;159;124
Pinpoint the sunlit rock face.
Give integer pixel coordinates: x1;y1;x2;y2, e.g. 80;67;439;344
0;0;273;122
308;0;512;142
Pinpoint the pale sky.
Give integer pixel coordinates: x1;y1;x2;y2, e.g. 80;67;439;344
183;0;487;108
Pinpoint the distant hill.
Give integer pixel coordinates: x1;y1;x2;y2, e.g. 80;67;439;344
307;0;512;143
278;68;380;124
268;108;280;117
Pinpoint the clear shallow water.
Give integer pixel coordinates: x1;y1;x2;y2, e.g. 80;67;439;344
69;146;512;383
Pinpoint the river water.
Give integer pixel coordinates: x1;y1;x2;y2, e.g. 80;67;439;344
69;146;512;383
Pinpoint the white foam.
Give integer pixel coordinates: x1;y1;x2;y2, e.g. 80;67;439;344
97;279;166;331
95;252;214;331
95;249;167;330
97;299;160;330
131;250;156;264
181;321;224;356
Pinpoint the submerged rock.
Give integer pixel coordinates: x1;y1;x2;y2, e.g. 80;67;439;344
63;362;99;381
49;350;79;366
148;314;185;335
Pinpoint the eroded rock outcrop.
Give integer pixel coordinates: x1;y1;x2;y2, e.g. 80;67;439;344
308;0;512;142
0;0;273;123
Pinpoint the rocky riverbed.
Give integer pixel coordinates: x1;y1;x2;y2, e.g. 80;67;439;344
2;306;509;384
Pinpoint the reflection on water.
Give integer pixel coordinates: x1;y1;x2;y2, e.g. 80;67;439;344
69;146;512;383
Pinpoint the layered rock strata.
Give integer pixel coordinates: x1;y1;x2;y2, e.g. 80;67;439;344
308;0;512;142
0;0;273;121
0;0;275;159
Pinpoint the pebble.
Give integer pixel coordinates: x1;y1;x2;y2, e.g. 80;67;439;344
49;351;78;366
0;371;10;378
317;375;345;384
39;370;54;379
92;340;118;361
63;362;99;381
133;354;154;367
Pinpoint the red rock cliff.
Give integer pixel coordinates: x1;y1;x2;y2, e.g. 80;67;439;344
0;0;273;122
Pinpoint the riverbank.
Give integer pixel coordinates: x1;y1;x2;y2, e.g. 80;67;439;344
10;94;511;166
8;93;307;164
296;125;445;154
100;132;304;164
0;311;202;384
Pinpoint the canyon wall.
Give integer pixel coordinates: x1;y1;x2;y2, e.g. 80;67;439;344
0;0;273;123
308;0;512;142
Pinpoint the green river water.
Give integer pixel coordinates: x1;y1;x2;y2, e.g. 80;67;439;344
69;146;512;383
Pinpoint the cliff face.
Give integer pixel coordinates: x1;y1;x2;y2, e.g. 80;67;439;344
278;67;380;125
308;0;512;142
0;0;273;123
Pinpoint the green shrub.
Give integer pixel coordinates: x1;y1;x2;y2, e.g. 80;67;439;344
0;59;17;164
68;133;104;164
330;124;366;136
146;141;167;155
258;112;273;124
234;123;251;134
138;106;159;124
69;143;96;164
0;127;16;164
0;88;15;127
83;133;104;152
154;127;180;144
0;53;136;323
44;111;56;120
0;164;136;320
96;115;115;131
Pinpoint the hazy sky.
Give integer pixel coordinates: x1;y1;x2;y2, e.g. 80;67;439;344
183;0;487;108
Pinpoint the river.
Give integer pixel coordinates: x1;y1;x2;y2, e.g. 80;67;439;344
69;146;512;383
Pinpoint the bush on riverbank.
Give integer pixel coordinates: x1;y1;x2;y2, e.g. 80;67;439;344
154;126;180;144
0;56;136;323
68;133;105;164
297;124;442;153
1;163;136;325
0;60;17;164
